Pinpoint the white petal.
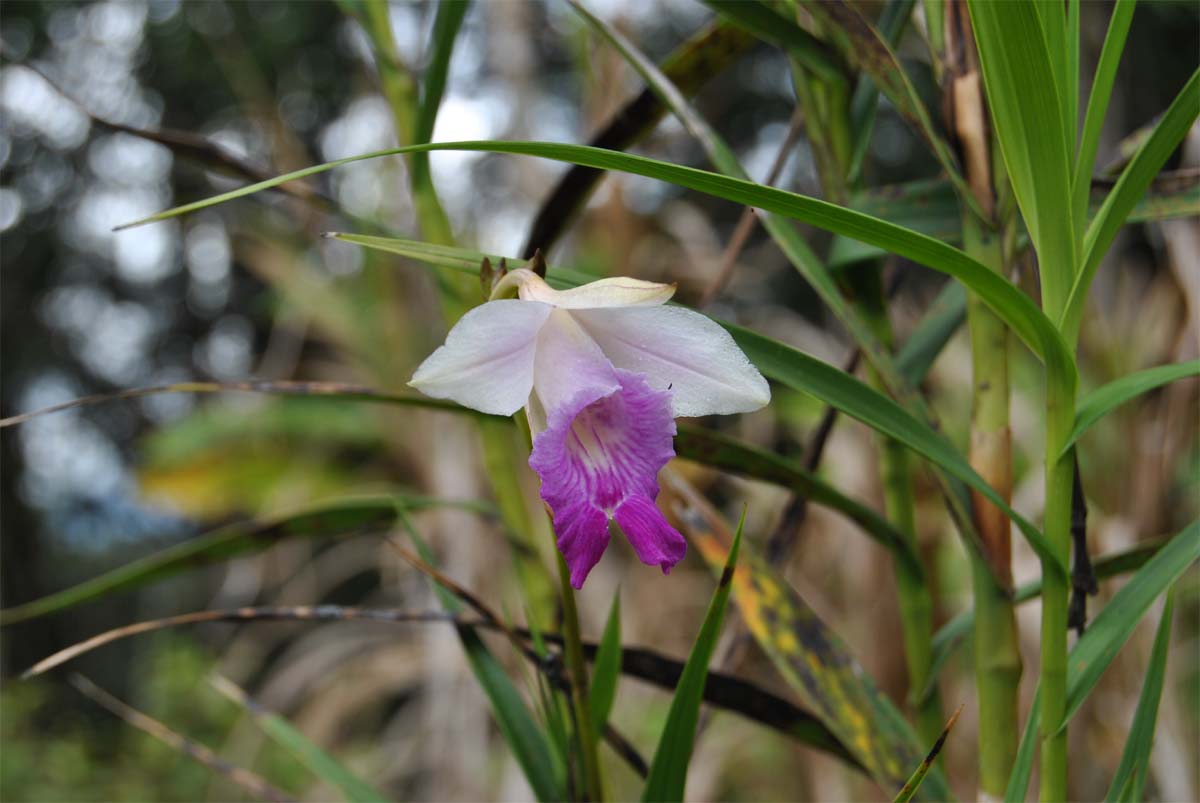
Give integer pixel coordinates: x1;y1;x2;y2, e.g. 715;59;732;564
531;309;620;418
409;300;551;415
516;271;676;309
572;306;770;417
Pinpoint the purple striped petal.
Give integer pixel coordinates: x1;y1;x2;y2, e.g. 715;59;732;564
529;368;685;588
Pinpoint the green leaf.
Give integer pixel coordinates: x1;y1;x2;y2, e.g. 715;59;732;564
846;0;915;183
1063;68;1200;339
118;139;1076;385
1004;684;1041;803
570;0;914;403
589;593;622;734
925;539;1169;706
800;0;980;216
1104;586;1176;803
402;520;564;803
969;0;1077;320
1063;360;1200;456
1073;0;1138;236
896;281;967;385
640;508;744;803
892;706;963;803
0;495;487;625
411;0;471;190
674;486;948;800
1059;521;1200;730
323;230;1059;572
724;322;1062;572
209;675;390;803
674;424;921;575
702;0;843;85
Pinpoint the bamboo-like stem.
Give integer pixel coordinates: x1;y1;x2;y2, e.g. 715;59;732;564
1040;395;1075;802
942;5;1023;791
555;552;606;802
962;216;1022;797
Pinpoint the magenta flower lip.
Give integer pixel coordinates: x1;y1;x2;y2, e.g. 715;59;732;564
410;269;769;586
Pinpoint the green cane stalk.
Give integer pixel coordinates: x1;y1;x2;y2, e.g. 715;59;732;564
962;214;1022;795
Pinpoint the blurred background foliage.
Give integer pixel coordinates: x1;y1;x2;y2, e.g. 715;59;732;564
0;1;1197;800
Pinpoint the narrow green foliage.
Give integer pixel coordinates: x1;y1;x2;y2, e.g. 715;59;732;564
209;676;389;803
1064;68;1200;340
702;0;843;85
896;282;966;386
1104;587;1176;803
403;522;564;803
1073;0;1138;239
640;510;744;803
0;495;487;625
969;0;1077;321
1059;522;1199;730
1005;685;1041;803
725;323;1062;572
590;593;622;734
115;139;1076;384
1064;360;1200;455
892;706;963;803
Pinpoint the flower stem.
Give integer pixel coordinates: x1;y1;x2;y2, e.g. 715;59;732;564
555;551;606;802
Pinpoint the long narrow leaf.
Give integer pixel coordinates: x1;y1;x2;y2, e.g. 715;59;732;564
589;593;622;733
1004;685;1041;802
209;675;389;803
0;495;491;625
1063;68;1200;338
969;0;1077;320
892;706;964;803
116;140;1076;384
1103;587;1176;802
666;474;948;800
640;509;743;803
1073;0;1138;233
1058;521;1199;730
402;523;563;802
1063;360;1200;455
702;0;842;85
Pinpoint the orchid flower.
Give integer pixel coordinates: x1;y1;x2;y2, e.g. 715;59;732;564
410;268;769;588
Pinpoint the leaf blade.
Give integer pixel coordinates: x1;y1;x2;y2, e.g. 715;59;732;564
1063;360;1200;456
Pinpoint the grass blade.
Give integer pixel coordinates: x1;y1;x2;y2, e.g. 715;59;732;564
897;282;967;385
1058;521;1199;730
666;474;948;800
892;705;964;803
801;0;980;216
522;20;755;256
1063;68;1200;339
589;593;622;733
0;495;491;625
1004;684;1041;802
1073;0;1138;233
116;139;1075;383
1063;360;1200;456
402;523;564;802
702;0;842;85
1103;586;1176;802
209;675;389;803
968;0;1077;319
640;509;744;803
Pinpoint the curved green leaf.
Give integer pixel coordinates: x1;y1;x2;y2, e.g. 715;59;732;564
589;593;622;734
116;139;1075;384
641;509;743;803
1063;360;1200;456
1063;68;1200;339
0;495;493;625
210;675;390;803
1058;521;1199;730
1103;586;1175;802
